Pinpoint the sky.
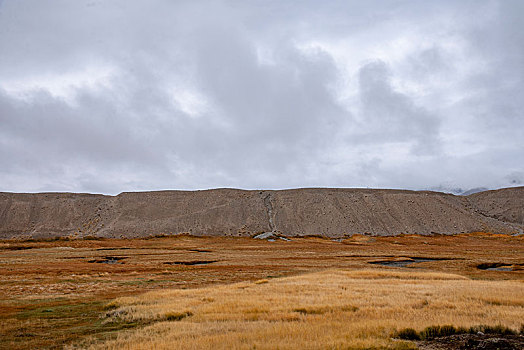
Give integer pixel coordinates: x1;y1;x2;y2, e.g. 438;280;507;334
0;0;523;194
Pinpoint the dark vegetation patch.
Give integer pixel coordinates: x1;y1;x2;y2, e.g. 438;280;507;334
293;305;358;315
0;236;106;243
164;260;218;266
0;246;35;251
165;311;193;321
144;234;176;239
394;328;420;340
105;307;193;323
96;247;131;251
144;233;200;240
88;256;128;264
20;236;73;243
293;307;326;315
393;324;522;341
81;235;104;240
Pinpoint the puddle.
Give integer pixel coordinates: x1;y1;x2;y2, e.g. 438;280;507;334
164;260;218;266
88;256;128;264
477;263;513;271
369;257;447;267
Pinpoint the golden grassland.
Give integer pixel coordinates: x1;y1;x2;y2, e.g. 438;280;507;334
0;233;523;349
80;269;524;350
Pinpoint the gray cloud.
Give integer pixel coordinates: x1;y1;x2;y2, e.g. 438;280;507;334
0;0;523;194
357;60;441;155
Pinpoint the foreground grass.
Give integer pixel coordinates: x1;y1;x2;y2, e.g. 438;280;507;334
81;269;524;350
0;298;152;350
1;234;522;349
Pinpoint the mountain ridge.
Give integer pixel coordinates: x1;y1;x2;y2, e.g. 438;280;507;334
1;187;522;239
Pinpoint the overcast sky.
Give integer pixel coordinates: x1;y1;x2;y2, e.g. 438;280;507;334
1;0;523;194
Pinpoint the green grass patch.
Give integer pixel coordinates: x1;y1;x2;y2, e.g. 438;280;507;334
1;298;153;350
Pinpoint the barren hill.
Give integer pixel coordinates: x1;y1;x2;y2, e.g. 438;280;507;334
0;187;522;239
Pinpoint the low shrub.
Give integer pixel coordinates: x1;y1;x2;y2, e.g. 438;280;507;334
419;325;457;340
474;324;516;336
103;301;120;310
394;328;420;340
393;324;517;341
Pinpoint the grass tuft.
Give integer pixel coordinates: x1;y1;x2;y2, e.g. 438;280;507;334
103;301;120;311
293;305;358;315
394;324;518;341
419;324;457;339
164;311;193;321
293;307;326;315
472;324;517;336
393;328;420;340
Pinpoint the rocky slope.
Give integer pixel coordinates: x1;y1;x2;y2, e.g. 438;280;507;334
0;187;522;239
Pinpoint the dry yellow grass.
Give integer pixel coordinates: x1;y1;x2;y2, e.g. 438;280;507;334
2;234;522;349
84;269;524;350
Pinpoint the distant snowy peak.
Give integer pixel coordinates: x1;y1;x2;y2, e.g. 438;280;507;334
459;187;489;196
427;186;489;196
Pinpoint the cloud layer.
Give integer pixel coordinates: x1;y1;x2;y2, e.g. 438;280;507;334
1;0;523;194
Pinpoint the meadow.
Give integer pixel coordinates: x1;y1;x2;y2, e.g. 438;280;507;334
1;233;522;349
